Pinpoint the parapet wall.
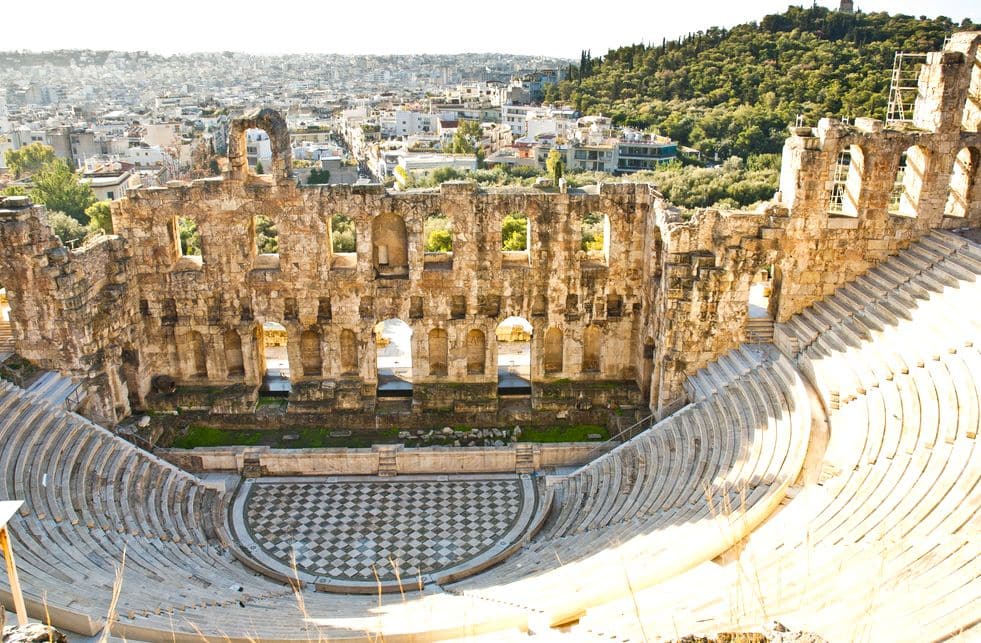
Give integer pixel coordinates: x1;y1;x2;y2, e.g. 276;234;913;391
158;442;611;476
0;32;979;425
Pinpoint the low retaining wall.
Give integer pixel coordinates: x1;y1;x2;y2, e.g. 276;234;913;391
157;442;613;476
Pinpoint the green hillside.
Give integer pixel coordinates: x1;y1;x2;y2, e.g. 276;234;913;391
549;5;977;160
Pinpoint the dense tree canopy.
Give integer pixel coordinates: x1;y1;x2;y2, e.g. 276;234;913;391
47;211;88;246
84;200;113;235
556;7;976;159
307;168;331;185
4;142;55;178
29;159;96;221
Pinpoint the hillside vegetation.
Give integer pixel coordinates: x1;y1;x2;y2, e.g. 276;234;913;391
549;5;977;160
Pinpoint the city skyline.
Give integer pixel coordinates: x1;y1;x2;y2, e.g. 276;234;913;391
4;0;979;59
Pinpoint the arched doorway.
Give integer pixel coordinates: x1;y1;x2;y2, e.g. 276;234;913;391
260;321;291;394
375;319;413;397
496;316;532;395
748;266;773;319
0;287;14;354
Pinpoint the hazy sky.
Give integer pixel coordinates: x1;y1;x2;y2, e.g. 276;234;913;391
4;0;979;58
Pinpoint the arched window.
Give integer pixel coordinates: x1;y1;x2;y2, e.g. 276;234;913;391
372;212;408;276
428;328;448;376
827;145;864;216
944;147;978;218
224;329;244;377
544;327;564;374
466;329;486;375
582;326;601;373
246;128;272;174
424;213;453;270
581;213;611;265
340;329;358;375
502;212;530;265
186;331;207;378
253;214;279;268
300;329;323;377
330;214;357;268
176;216;201;257
889;146;930;217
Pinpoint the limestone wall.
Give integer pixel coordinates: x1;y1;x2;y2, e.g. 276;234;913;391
158;442;610;475
0;198;143;423
0;33;979;425
107;177;650;414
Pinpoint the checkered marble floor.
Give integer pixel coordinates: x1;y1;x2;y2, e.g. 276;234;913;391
242;477;525;582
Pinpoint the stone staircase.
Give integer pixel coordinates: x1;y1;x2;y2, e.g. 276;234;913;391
0;320;14;356
515;443;536;474
376;445;399;476
745;317;774;343
26;371;81;410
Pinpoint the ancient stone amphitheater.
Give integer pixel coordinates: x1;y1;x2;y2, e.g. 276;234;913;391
0;34;978;642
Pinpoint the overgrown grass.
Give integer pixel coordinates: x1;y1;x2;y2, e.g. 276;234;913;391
170;425;399;449
518;424;608;443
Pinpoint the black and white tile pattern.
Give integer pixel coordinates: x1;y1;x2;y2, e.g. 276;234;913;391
243;478;524;582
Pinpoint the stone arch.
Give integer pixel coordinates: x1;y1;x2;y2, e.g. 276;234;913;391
582;325;601;373
375;319;413;397
501;211;530;265
944;146;978;218
330;213;357;268
253;214;279;268
544;326;564;374
224;329;244;377
466;329;486;375
889;145;930;217
372;212;408;276
428;328;448;376
827;144;865;216
186;330;207;378
340;329;359;375
423;212;453;270
227;108;292;180
300;328;323;377
496;316;532;394
581;212;611;265
174;216;201;257
259;322;291;392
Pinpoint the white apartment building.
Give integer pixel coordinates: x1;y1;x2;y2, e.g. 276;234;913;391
394;153;477;188
245;129;273;167
394;110;438;137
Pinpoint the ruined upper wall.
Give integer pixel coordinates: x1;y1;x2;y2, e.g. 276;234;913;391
0;196;142;423
773;32;981;321
1;34;980;424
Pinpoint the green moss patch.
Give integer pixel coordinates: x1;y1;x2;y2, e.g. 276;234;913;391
518;424;608;443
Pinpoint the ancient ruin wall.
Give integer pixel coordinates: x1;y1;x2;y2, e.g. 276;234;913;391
773;31;981;323
105;177;650;417
1;33;979;425
0;199;143;423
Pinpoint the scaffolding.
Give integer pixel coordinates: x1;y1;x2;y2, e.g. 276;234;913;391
886;52;928;125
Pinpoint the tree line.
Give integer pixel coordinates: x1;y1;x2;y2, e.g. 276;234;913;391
547;6;977;161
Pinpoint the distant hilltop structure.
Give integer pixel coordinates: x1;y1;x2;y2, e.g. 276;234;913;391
839;0;854;13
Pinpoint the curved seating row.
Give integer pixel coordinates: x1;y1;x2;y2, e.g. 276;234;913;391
448;345;812;627
0;382;530;641
570;230;981;642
